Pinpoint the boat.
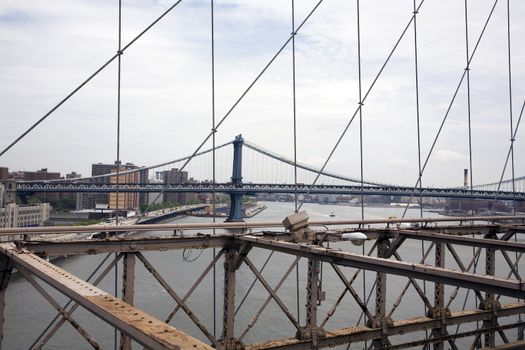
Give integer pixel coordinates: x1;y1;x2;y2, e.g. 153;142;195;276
329;212;336;217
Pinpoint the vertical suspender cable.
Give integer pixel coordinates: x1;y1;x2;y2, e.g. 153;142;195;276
292;0;299;214
116;2;123;226
506;0;516;215
464;0;479;336
355;2;367;349
412;0;423;220
412;1;427;344
464;0;475;217
356;0;364;222
210;0;217;338
114;1;122;349
291;0;301;325
506;0;520;315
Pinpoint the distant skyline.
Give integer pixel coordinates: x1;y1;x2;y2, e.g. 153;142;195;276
0;0;524;187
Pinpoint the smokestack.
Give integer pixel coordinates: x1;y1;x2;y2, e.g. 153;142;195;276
463;169;468;188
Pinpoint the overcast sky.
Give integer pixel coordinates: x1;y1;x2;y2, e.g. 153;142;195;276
0;0;523;187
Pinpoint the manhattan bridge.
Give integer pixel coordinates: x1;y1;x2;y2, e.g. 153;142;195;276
0;0;524;349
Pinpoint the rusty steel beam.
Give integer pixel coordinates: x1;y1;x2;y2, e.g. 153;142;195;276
0;254;12;350
0;243;212;350
120;253;135;350
501;225;525;233
432;241;445;350
165;249;224;324
484;233;498;348
377;322;525;350
35;254;122;349
481;340;525;349
244;303;525;350
395;230;525;253
239;257;301;341
221;245;238;346
22;236;227;256
1;215;524;237
388;243;435;319
244;257;301;332
17;268;101;349
239;236;525;298
135;252;217;346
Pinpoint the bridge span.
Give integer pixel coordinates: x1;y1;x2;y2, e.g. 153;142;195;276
0;215;524;349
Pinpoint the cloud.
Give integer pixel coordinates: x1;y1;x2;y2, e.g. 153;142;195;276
0;0;523;187
436;149;468;162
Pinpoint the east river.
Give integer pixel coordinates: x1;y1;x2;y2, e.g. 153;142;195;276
4;202;524;349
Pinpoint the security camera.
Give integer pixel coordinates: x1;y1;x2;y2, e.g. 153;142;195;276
282;211;309;232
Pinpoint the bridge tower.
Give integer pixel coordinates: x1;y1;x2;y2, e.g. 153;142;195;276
226;135;244;222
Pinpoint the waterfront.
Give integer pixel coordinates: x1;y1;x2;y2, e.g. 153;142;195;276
4;201;524;349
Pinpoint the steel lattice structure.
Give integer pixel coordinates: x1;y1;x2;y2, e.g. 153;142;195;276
0;216;524;349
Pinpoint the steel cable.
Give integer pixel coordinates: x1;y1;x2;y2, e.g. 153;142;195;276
298;0;427;211
172;0;327;175
0;0;185;159
401;0;501;219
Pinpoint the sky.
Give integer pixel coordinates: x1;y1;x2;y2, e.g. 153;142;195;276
0;0;524;187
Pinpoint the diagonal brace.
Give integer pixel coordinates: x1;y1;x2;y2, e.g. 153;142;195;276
331;264;373;322
165;248;225;324
239;257;301;341
34;253;122;350
243;256;301;332
17;268;101;349
135;252;217;346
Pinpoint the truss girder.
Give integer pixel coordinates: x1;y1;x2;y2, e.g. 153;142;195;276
0;243;212;350
245;303;525;350
15;182;525;200
239;236;525;298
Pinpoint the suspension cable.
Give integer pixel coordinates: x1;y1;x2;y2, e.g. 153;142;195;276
356;2;367;346
357;0;364;221
411;0;428;344
210;0;217;339
172;0;326;175
298;0;427;211
490;98;524;196
291;0;300;323
464;0;475;217
244;141;391;186
506;0;516;214
413;0;423;219
292;0;298;214
0;0;185;159
114;1;122;348
401;0;500;219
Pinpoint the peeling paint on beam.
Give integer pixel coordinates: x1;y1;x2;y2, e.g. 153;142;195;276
395;230;525;253
0;243;213;350
239;236;525;297
245;303;525;349
1;215;524;236
22;236;227;256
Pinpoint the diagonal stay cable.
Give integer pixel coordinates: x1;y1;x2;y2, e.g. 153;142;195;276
492;98;524;197
173;0;326;174
401;0;501;219
297;0;426;211
0;0;185;159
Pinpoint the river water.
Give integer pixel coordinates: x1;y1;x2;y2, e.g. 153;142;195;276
4;202;523;349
